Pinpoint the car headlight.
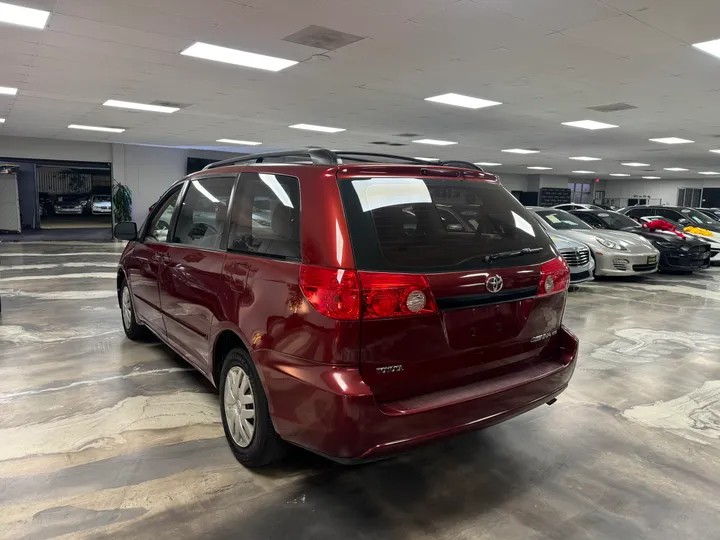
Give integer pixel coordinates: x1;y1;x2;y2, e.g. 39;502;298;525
596;237;627;250
654;240;676;249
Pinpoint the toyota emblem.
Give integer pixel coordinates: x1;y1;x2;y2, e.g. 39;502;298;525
486;275;504;293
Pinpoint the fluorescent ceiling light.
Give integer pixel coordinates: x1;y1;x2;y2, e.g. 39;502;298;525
621;162;650;167
414;157;439;161
0;86;18;95
698;171;720;175
181;42;297;72
68;124;125;133
643;176;661;179
649;137;694;144
664;167;688;172
692;38;720;60
424;93;501;110
609;173;630;177
0;1;50;29
0;118;4;123
572;170;595;174
502;148;538;154
475;162;501;166
217;138;262;146
413;138;457;146
104;99;179;113
562;120;618;130
527;166;552;170
289;123;345;133
569;156;601;161
709;149;720;154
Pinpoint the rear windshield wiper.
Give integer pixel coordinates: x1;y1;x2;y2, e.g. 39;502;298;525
484;247;543;263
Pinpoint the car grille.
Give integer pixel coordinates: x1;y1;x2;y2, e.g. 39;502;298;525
559;248;590;267
632;263;657;272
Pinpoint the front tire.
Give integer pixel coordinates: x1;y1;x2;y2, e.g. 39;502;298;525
220;348;285;467
120;279;149;341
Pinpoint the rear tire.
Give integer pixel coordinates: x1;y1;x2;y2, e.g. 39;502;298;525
120;279;149;341
220;347;285;467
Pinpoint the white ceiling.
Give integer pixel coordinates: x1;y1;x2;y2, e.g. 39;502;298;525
3;0;720;180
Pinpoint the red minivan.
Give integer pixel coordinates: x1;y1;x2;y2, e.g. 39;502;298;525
114;150;578;467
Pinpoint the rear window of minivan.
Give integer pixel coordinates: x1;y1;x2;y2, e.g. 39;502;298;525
338;177;552;272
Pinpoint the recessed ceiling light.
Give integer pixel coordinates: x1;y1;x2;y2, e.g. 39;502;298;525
103;99;179;113
475;162;502;166
414;157;439;161
569;156;601;161
649;137;694;144
289;123;345;133
562;120;618;130
181;42;298;72
527;166;552;170
692;38;720;60
0;118;5;123
621;162;650;167
502;148;538;154
609;173;630;177
0;86;18;95
413;138;458;146
664;167;689;172
572;170;595;174
216;138;262;146
0;1;50;29
698;171;720;175
424;93;501;110
643;176;661;179
68;124;126;133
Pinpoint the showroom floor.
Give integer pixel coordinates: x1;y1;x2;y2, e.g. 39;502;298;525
1;243;720;540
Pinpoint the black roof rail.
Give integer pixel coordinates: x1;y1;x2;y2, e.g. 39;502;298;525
202;149;337;170
201;149;487;172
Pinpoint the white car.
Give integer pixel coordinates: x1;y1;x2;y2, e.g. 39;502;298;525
90;195;112;215
550;234;595;284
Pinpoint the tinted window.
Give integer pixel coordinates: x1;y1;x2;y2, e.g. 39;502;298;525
626;207;652;218
228;172;301;259
678;207;716;225
574;212;604;228
146;185;182;243
655;208;684;222
595;212;641;229
535;209;593;231
173;176;235;249
338;178;551;272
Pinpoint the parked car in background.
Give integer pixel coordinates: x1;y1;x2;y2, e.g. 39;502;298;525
39;193;54;217
570;209;711;272
553;203;604;212
633;215;720;265
53;196;84;215
695;208;720;221
90;195;112;215
550;234;595;283
113;150;579;467
621;205;720;233
528;207;660;276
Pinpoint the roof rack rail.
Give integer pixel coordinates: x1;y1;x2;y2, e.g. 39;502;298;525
202;149;486;171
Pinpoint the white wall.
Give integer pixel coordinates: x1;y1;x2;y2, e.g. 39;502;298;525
497;173;528;192
603;178;720;205
0;135;112;163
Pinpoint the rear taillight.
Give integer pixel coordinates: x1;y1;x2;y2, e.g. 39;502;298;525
358;271;437;319
299;265;437;321
538;257;570;296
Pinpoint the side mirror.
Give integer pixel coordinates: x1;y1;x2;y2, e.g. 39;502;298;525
114;221;138;241
678;218;689;225
446;223;464;232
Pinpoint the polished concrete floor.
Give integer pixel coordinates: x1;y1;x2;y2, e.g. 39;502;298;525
2;243;720;540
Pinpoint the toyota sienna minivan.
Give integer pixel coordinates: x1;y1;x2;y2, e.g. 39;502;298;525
114;150;578;467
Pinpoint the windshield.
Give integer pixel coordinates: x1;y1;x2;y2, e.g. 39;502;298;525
595;212;640;229
535;209;593;230
338;178;551;272
679;208;717;225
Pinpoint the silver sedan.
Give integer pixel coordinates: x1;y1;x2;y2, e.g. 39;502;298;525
529;208;660;276
550;233;595;283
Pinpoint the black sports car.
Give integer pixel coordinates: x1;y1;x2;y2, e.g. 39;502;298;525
696;208;720;221
570;209;711;272
621;205;720;234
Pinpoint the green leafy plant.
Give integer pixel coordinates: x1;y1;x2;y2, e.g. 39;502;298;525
112;180;133;223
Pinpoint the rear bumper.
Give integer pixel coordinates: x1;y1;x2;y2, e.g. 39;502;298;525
259;326;578;461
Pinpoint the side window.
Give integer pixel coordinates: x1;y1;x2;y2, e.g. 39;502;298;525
656;208;680;221
173;176;236;249
146;185;182;243
228;172;301;259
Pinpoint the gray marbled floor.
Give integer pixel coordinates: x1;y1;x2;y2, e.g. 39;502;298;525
2;243;720;540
